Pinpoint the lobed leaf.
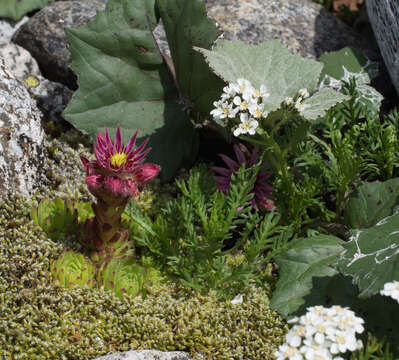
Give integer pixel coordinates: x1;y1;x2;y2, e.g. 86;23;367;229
338;214;399;298
157;0;224;115
62;0;198;180
319;47;382;117
0;0;53;21
319;46;379;84
270;235;344;317
195;39;323;113
344;179;399;229
301;88;350;120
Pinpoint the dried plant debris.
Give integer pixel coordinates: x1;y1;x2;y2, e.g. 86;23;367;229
333;0;364;12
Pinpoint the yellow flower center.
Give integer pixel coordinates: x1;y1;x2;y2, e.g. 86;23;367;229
110;152;127;168
254;109;262;118
241;121;251;131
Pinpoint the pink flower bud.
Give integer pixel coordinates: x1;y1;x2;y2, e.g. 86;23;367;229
133;163;161;185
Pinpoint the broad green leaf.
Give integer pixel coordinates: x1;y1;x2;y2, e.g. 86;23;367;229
195;39;323;113
62;0;198;181
319;46;379;84
319;47;382;117
344;179;399;229
300;88;350;120
157;0;224;115
338;214;399;298
270;235;344;317
355;84;384;118
0;0;53;21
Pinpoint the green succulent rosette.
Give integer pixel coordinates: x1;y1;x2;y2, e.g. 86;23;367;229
31;197;92;240
50;250;97;289
97;256;164;299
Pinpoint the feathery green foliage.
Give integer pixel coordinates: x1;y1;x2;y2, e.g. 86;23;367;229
124;163;291;298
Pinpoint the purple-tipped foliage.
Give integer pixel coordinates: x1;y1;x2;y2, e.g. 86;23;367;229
212;143;274;210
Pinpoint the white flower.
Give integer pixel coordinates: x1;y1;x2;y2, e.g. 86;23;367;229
284;97;294;106
231;294;243;305
236;78;254;95
210;100;239;120
249;102;268;119
222;83;237;99
233;113;258;137
298;88;310;99
300;339;332;360
286;325;306;347
380;281;399;302
329;330;359;354
337;313;364;334
253;84;270;101
295;98;304;112
305;320;333;345
279;305;364;360
274;344;303;360
233;95;250;111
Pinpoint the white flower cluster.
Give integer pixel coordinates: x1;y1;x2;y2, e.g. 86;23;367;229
210;78;270;137
380;281;399;302
283;88;310;113
275;305;364;360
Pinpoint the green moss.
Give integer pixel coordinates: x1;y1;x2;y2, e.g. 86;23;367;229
0;133;288;359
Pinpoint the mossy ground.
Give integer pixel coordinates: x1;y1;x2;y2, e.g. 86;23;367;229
0;130;288;360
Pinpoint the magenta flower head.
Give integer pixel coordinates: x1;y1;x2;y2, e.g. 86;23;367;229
80;124;160;201
212;143;274;210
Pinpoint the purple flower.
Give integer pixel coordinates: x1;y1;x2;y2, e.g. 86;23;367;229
81;124;160;200
212;144;274;210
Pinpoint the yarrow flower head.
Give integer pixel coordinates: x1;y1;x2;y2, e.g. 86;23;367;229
380;281;399;302
210;78;270;137
283;88;310;115
81;124;160;200
275;305;364;360
212;143;274;210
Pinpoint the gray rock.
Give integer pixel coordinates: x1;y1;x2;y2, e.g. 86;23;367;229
92;350;195;360
204;0;378;60
11;0;380;92
12;0;107;89
0;58;45;201
0;16;28;43
27;75;74;126
0;40;73;125
0;42;41;81
366;0;399;96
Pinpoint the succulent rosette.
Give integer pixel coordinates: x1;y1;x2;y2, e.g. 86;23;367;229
80;125;160;262
81;125;160;202
212;143;274;210
50;249;97;289
97;256;147;299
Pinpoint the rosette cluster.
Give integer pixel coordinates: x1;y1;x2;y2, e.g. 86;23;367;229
274;305;364;360
81;124;160;202
79;125;160;263
210;78;270;137
212;143;274;210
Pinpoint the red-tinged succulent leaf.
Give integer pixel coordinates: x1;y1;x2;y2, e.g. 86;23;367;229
51;250;97;289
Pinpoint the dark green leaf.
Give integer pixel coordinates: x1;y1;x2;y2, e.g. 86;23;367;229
62;0;198;180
